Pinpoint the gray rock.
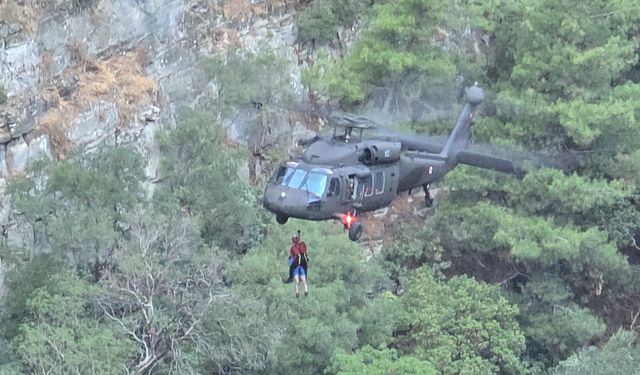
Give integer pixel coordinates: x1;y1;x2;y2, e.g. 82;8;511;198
2;134;49;175
0;147;7;179
6;138;29;173
28;134;52;162
0;192;10;226
138;105;160;122
4;212;35;252
0;39;40;95
141;121;161;196
69;101;118;150
9;115;37;138
0;128;10;144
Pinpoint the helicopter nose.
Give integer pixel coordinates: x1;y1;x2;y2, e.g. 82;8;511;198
263;185;315;218
263;185;293;212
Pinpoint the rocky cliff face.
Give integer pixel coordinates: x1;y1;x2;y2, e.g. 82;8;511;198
0;0;308;290
0;0;303;177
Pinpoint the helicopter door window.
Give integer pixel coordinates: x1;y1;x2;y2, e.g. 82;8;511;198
347;175;356;199
327;177;340;197
355;178;365;199
363;175;373;197
374;172;384;194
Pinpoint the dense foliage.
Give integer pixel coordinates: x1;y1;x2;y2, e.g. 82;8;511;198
0;85;6;105
1;0;640;373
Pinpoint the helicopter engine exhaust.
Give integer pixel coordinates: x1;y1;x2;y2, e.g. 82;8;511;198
360;141;402;165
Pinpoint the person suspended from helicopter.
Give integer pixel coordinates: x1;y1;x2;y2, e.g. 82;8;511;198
284;232;309;297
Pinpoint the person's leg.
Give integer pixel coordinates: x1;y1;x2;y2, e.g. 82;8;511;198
301;275;308;296
294;274;300;296
301;257;308;279
284;257;294;283
300;268;308;296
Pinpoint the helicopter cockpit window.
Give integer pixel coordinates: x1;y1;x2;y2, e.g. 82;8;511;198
327;177;340;197
302;172;328;197
286;169;307;189
278;166;295;185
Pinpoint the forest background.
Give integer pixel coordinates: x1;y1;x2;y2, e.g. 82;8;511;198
1;0;640;373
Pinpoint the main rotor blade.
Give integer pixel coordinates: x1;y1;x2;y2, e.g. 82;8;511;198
371;128;447;153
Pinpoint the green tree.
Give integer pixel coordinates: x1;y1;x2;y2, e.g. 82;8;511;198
203;49;295;163
327;346;436;375
0;85;7;104
12;271;134;374
198;294;278;374
0;255;65;340
305;0;489;105
552;329;640;375
7;147;145;279
222;221;398;375
397;269;529;374
96;210;228;374
296;0;370;46
204;49;295;116
156;108;266;253
512;276;606;367
478;0;640;176
379;220;449;290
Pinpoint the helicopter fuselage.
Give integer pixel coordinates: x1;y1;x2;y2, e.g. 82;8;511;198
262;84;498;241
262;136;451;237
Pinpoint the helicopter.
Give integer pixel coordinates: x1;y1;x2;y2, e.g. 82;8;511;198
262;84;522;241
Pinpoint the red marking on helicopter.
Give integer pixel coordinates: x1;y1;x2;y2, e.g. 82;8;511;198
342;211;355;229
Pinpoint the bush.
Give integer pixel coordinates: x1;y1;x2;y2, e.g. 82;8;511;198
296;0;370;45
71;0;95;12
0;85;7;105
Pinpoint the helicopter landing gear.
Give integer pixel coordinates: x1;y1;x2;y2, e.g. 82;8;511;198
348;221;363;241
276;214;289;224
423;184;433;208
340;210;363;241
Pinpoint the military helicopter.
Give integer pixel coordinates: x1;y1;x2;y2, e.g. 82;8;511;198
262;84;522;241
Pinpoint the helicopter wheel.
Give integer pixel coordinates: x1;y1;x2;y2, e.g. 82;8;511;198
348;221;363;241
276;214;288;225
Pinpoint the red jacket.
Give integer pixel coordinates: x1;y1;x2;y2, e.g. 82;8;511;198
290;241;307;258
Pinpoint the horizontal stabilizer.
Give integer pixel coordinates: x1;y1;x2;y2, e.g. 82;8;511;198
458;150;523;177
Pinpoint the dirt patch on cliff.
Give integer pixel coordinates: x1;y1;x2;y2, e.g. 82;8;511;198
222;0;299;21
38;47;157;158
75;48;155;123
0;0;39;34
